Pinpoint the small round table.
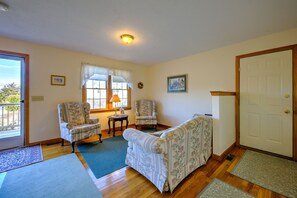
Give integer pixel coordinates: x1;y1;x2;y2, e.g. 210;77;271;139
108;114;129;136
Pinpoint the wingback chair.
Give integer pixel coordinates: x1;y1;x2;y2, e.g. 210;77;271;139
135;99;157;129
58;102;102;153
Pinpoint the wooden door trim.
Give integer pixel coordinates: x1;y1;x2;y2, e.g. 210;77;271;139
210;91;236;96
0;50;30;146
236;44;297;161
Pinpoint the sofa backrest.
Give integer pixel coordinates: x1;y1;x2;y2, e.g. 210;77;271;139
159;115;213;192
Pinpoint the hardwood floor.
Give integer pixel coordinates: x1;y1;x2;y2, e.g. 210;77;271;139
42;130;286;198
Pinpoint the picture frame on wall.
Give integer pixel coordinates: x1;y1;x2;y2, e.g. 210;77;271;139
167;74;187;93
51;75;66;86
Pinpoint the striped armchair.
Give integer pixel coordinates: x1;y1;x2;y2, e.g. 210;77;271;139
123;115;213;193
135;99;157;129
58;102;102;153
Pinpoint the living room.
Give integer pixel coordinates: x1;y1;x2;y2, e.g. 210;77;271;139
0;1;297;197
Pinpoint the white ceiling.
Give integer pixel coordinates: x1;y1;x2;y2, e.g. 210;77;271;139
0;0;297;65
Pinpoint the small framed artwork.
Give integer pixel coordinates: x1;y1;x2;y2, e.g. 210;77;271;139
167;74;187;93
51;75;66;86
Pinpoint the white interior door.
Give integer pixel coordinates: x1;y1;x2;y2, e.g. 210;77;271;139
240;50;293;157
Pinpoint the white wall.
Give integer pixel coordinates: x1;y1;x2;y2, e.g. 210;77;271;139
148;27;297;126
0;36;148;143
212;96;235;156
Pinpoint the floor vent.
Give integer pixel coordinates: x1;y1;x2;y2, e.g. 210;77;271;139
225;154;235;161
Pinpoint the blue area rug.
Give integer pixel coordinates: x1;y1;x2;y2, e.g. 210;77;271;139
0;154;102;198
77;135;128;178
0;145;43;173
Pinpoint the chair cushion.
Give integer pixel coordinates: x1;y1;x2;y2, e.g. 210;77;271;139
63;102;86;126
136;116;156;120
70;123;101;135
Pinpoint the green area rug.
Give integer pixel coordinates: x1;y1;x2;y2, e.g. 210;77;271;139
197;178;254;198
77;135;127;178
231;150;297;197
0;154;102;198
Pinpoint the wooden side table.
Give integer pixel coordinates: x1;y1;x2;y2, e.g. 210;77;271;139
108;115;129;137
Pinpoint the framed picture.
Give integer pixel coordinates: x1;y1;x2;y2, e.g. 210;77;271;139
51;75;66;86
167;74;187;93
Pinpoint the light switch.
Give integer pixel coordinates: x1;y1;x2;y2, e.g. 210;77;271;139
31;96;44;101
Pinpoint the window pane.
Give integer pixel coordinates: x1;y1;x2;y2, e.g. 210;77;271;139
118;90;123;98
112;90;118;95
93;80;99;88
123;90;127;98
94;89;100;99
86;80;93;88
93;99;100;109
101;90;106;98
87;89;93;98
100;99;106;108
122;99;127;107
112;82;117;89
122;82;127;89
100;81;106;88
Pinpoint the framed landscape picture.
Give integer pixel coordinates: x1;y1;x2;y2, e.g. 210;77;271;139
167;74;187;93
51;75;66;86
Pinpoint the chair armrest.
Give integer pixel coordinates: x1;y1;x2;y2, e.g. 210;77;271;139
123;128;165;154
86;118;99;124
60;122;73;129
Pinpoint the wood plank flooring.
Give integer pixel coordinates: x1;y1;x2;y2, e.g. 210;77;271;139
42;130;286;198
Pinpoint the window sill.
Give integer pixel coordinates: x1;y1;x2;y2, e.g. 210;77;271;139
90;107;131;114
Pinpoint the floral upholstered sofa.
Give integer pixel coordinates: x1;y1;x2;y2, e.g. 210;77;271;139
123;115;212;193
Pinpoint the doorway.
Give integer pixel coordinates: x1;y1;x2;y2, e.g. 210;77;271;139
0;50;29;150
236;45;297;161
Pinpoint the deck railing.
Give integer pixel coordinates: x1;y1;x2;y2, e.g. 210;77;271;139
0;103;21;131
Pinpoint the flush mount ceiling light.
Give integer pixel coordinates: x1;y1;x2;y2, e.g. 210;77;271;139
120;34;134;45
0;1;9;12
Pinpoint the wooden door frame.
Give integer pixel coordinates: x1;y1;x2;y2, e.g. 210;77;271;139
0;50;30;146
236;44;297;161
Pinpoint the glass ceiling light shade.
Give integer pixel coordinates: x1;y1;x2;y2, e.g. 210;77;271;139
0;2;9;12
120;34;134;45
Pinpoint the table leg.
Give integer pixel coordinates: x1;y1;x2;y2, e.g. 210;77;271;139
113;120;116;137
121;120;123;131
108;119;111;134
126;118;128;129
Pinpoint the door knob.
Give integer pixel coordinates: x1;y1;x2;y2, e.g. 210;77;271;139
284;109;290;114
284;94;290;98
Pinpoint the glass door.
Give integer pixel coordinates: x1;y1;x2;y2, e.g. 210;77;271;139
0;54;24;150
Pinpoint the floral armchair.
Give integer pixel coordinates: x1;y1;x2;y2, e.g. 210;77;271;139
58;102;102;153
123;115;212;193
135;99;157;129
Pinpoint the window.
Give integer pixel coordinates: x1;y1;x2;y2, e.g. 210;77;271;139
83;75;131;112
112;81;128;108
85;80;107;109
